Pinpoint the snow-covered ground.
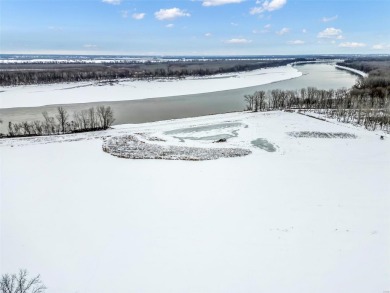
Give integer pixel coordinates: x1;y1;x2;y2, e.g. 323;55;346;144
335;65;368;77
1;111;389;293
0;66;301;108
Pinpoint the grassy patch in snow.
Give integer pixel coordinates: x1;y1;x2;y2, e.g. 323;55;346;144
287;131;357;139
102;135;251;161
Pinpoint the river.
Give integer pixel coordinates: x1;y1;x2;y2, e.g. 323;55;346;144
0;63;359;133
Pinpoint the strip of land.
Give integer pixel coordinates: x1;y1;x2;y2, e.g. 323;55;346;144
0;65;301;108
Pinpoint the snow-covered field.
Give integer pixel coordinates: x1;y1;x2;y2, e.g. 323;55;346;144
0;66;301;108
1;111;389;293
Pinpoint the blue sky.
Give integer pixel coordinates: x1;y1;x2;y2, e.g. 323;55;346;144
1;0;389;55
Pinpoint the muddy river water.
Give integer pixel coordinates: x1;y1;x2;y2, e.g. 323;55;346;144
0;63;359;133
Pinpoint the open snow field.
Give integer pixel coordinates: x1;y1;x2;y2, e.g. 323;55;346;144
1;111;389;293
0;66;301;108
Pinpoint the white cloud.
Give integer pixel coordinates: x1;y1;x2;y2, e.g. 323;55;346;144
83;44;98;48
102;0;121;5
132;13;145;20
261;0;287;11
205;32;212;37
372;44;390;50
202;0;244;6
287;40;305;45
317;27;343;39
302;28;307;33
225;38;252;44
339;42;366;48
165;23;174;28
372;44;384;50
154;8;190;21
250;0;287;15
321;15;338;22
276;27;290;35
231;22;238;26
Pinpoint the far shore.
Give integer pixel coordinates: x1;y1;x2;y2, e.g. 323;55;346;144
0;65;302;109
334;65;368;77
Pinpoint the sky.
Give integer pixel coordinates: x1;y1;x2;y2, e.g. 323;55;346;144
0;0;389;55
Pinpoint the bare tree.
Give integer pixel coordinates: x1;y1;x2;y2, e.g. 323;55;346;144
13;123;22;136
1;269;46;293
42;111;56;134
80;110;89;130
244;94;254;111
21;122;32;136
254;91;266;111
88;107;97;129
8;122;15;137
7;105;116;137
244;85;390;131
56;107;69;133
32;121;43;135
97;106;115;129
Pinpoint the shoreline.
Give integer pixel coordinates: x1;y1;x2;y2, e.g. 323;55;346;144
0;65;302;109
0;63;360;134
335;65;368;77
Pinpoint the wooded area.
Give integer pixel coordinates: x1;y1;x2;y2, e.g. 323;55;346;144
0;59;303;86
337;56;390;77
244;72;390;132
5;106;115;137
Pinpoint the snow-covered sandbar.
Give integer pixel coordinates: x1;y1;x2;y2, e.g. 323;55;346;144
0;65;301;109
1;111;389;293
335;65;368;77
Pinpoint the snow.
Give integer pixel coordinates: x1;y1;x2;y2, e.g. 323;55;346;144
0;58;149;64
335;65;368;77
0;66;301;108
1;111;389;293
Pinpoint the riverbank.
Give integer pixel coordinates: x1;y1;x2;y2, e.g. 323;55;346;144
0;66;302;109
335;65;368;77
1;110;389;293
0;64;360;134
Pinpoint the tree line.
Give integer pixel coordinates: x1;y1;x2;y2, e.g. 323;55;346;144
5;106;115;138
337;57;390;78
0;59;299;86
244;76;390;132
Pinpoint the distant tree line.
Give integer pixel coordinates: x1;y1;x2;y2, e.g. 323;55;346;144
244;75;390;132
0;59;300;86
337;57;390;77
5;106;115;138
